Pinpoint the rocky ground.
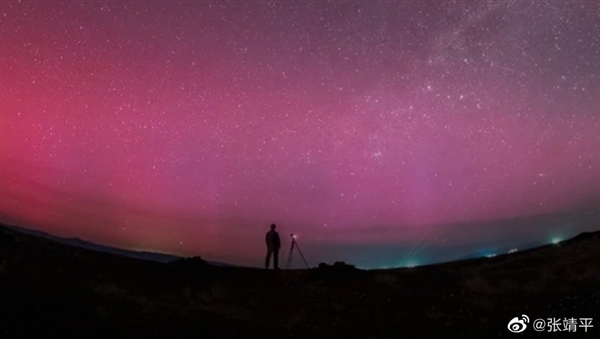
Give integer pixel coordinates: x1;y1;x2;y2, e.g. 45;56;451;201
1;224;599;338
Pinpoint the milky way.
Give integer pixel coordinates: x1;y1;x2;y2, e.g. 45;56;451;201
2;1;600;268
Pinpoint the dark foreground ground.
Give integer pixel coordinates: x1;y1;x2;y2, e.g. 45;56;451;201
1;224;599;338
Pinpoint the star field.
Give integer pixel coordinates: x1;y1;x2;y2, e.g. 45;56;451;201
1;1;600;268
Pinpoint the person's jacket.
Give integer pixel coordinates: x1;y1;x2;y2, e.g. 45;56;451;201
266;230;281;250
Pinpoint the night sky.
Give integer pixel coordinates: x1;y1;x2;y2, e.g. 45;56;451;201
2;1;600;268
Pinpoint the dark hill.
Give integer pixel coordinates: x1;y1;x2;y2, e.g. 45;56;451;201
2;224;235;267
1;223;599;338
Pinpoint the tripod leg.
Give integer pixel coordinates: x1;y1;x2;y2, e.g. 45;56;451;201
294;243;310;269
286;241;294;269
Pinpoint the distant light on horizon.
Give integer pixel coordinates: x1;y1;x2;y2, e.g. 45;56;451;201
508;248;518;254
551;237;563;245
404;260;419;268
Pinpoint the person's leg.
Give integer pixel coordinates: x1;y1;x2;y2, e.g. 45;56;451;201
265;249;272;269
273;250;279;269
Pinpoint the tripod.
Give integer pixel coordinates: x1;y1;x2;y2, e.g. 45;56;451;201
286;234;309;269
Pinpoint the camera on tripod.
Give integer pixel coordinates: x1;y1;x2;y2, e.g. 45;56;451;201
286;232;308;269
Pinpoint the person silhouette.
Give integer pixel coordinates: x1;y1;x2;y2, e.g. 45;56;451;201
265;223;281;269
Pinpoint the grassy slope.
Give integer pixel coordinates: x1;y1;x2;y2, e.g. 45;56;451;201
1;224;599;338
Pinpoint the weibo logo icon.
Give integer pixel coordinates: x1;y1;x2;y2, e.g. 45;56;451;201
508;315;530;333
